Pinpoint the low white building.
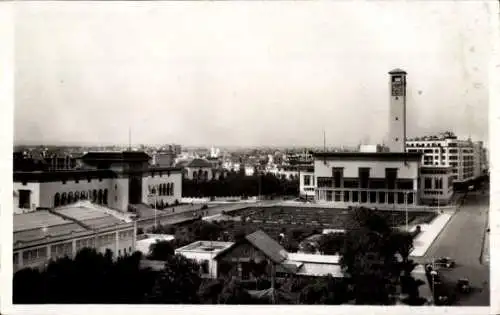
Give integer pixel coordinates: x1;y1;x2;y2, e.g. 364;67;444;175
175;241;234;278
135;234;175;256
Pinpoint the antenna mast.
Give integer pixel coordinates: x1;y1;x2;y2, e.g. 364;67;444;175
323;129;326;152
128;126;132;151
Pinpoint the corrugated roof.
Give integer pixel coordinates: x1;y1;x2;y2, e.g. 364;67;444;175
14;211;70;232
14;223;87;245
245;230;288;264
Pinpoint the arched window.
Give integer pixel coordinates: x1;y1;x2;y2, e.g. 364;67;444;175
204;170;208;181
74;192;79;202
159;184;164;196
54;193;61;207
159;199;165;209
170;183;174;196
103;189;108;205
198;169;203;180
92;190;97;203
81;191;86;200
61;192;67;206
98;189;103;204
68;192;74;204
193;172;198;180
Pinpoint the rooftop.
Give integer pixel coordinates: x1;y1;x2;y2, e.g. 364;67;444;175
176;240;234;253
14;201;133;248
13;169;118;183
389;68;407;75
81;151;151;162
244;230;288;264
312;152;422;161
186;158;213;168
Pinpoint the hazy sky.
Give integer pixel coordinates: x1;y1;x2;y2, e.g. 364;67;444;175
15;1;491;147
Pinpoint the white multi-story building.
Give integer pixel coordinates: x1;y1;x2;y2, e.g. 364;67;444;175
406;135;481;185
13;151;183;213
314;152;421;208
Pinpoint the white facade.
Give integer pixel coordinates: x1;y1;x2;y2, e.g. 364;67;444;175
299;171;315;198
406;137;480;183
175;241;234;279
419;167;454;205
313;154;421;208
143;172;182;207
13;170;182;213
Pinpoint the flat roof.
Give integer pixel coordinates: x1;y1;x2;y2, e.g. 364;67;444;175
312;152;422;161
287;253;341;264
14;210;70;232
13;169;118;183
81;151;151;162
54;202;132;228
176;241;234;253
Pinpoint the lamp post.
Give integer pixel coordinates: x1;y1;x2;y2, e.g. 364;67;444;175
405;191;409;232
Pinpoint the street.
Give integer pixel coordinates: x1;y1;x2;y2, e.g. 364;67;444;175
420;190;490;306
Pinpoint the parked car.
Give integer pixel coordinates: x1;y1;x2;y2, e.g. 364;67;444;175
457;278;472;294
435;257;456;268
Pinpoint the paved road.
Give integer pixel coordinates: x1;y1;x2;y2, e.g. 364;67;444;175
419;190;490;306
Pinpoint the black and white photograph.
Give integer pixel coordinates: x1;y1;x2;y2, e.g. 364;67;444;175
1;1;497;314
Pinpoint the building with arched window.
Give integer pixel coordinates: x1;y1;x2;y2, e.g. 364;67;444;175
13;151;183;214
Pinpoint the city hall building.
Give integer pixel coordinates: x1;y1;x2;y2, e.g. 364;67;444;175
13;151;183;214
313;152;421;207
310;68;455;207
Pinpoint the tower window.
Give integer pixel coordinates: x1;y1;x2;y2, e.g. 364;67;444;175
395;117;399;121
395;138;399;142
395;96;399;100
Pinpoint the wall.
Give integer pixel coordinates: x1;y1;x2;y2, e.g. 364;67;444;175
13;228;136;271
112;177;130;211
38;178;114;208
186;167;213;180
13;182;41;211
314;159;419;179
142;172;182;206
299;172;315;197
175;250;218;278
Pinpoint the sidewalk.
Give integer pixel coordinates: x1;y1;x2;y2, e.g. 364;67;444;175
410;212;453;257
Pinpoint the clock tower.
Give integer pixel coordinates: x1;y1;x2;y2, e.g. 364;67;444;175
388;68;407;152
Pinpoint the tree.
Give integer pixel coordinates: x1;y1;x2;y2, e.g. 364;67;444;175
298;276;349;305
148;240;175;260
145;254;201;304
340;207;418;305
218;279;255;304
198;279;224;304
318;233;344;255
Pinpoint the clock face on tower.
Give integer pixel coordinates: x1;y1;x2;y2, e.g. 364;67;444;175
391;76;404;96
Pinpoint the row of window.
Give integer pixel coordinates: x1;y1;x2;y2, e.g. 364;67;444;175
54;189;109;207
317;190;415;205
15;243;135;267
148;183;175;196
